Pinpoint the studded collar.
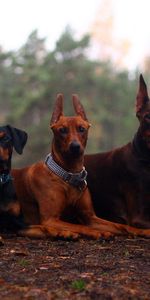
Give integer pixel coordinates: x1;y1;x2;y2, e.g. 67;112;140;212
45;153;87;190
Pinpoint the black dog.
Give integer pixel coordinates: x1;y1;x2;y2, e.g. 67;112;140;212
85;75;150;229
0;125;27;231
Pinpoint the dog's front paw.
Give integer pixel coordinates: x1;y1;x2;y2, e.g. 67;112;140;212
99;231;114;239
0;236;4;246
5;201;21;216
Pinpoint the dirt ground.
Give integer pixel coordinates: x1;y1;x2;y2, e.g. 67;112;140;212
0;234;149;300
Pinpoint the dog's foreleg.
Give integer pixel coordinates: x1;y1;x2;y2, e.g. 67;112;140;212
78;189;150;238
88;215;150;238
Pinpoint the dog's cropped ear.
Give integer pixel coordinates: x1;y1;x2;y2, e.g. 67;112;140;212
136;74;149;114
6;125;28;154
50;94;64;126
72;94;88;121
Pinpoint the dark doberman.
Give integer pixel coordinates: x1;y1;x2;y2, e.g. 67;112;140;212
0;125;27;230
85;74;150;229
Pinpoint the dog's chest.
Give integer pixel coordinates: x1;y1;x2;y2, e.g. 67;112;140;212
134;165;150;193
66;185;84;205
127;156;150;192
140;176;150;194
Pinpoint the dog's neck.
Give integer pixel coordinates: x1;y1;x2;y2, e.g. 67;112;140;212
51;143;84;173
132;130;150;163
0;159;11;175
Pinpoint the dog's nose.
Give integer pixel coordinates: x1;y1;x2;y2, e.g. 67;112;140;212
69;141;80;154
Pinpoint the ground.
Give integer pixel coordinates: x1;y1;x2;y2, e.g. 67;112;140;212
0;235;149;300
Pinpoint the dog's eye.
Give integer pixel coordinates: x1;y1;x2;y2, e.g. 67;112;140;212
3;136;11;143
0;135;10;143
78;126;86;133
59;127;69;134
4;137;10;142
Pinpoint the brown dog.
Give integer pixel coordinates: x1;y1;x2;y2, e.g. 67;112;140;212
85;74;150;229
12;94;150;239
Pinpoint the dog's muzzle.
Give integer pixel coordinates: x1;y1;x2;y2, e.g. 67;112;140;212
69;141;81;155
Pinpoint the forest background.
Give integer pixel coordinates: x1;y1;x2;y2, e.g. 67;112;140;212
1;26;150;167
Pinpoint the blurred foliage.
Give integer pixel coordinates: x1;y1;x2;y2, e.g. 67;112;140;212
0;27;148;167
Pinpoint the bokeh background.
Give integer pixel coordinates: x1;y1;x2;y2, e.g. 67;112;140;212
1;0;150;166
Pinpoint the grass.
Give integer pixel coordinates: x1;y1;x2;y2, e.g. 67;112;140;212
18;258;29;267
71;279;86;291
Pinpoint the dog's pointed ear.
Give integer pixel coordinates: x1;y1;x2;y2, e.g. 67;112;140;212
72;94;88;121
50;94;64;126
136;74;149;114
6;125;28;154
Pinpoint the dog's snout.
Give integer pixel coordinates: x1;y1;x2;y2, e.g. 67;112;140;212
69;141;80;154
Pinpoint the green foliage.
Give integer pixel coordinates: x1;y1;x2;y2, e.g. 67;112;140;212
18;258;29;267
71;279;86;290
0;28;142;166
55;26;90;61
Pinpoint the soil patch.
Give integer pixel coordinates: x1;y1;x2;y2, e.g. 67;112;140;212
0;235;149;299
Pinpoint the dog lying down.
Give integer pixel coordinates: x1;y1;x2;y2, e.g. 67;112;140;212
11;94;150;239
0;125;27;231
